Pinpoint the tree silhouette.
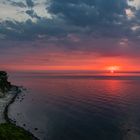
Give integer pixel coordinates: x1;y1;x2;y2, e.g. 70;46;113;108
0;71;11;93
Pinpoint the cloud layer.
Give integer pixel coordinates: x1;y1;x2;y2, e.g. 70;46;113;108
0;0;140;40
0;0;140;71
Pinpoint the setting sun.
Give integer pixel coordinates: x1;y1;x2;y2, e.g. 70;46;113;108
107;66;120;73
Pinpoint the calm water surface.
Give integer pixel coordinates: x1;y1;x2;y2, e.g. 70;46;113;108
8;73;140;140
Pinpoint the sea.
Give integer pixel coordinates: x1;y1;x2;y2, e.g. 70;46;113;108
8;71;140;140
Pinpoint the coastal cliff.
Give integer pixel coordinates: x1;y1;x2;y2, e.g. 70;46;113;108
0;71;38;140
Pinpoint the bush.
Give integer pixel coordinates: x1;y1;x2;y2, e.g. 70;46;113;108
0;123;34;140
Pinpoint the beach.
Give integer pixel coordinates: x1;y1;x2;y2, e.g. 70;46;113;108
0;87;18;123
0;83;38;140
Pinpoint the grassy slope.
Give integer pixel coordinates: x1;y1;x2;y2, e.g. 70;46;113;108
0;123;34;140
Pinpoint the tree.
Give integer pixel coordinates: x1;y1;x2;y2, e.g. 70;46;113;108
0;71;11;93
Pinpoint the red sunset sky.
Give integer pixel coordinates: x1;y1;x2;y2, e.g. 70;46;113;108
0;0;140;73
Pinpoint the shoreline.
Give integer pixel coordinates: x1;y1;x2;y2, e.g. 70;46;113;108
0;85;39;140
4;86;21;123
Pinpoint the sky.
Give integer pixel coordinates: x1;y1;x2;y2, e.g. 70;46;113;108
0;0;140;72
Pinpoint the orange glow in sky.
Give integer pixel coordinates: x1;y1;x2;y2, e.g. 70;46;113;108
106;66;121;73
2;56;140;72
0;47;139;72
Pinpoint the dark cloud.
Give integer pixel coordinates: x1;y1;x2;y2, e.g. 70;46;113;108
26;0;34;8
0;18;72;40
8;0;26;7
0;0;140;41
26;10;41;19
48;0;128;27
46;0;140;39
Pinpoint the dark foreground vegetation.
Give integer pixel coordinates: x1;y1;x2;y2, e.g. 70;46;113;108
0;123;35;140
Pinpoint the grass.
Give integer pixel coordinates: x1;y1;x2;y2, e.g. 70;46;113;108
0;123;34;140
